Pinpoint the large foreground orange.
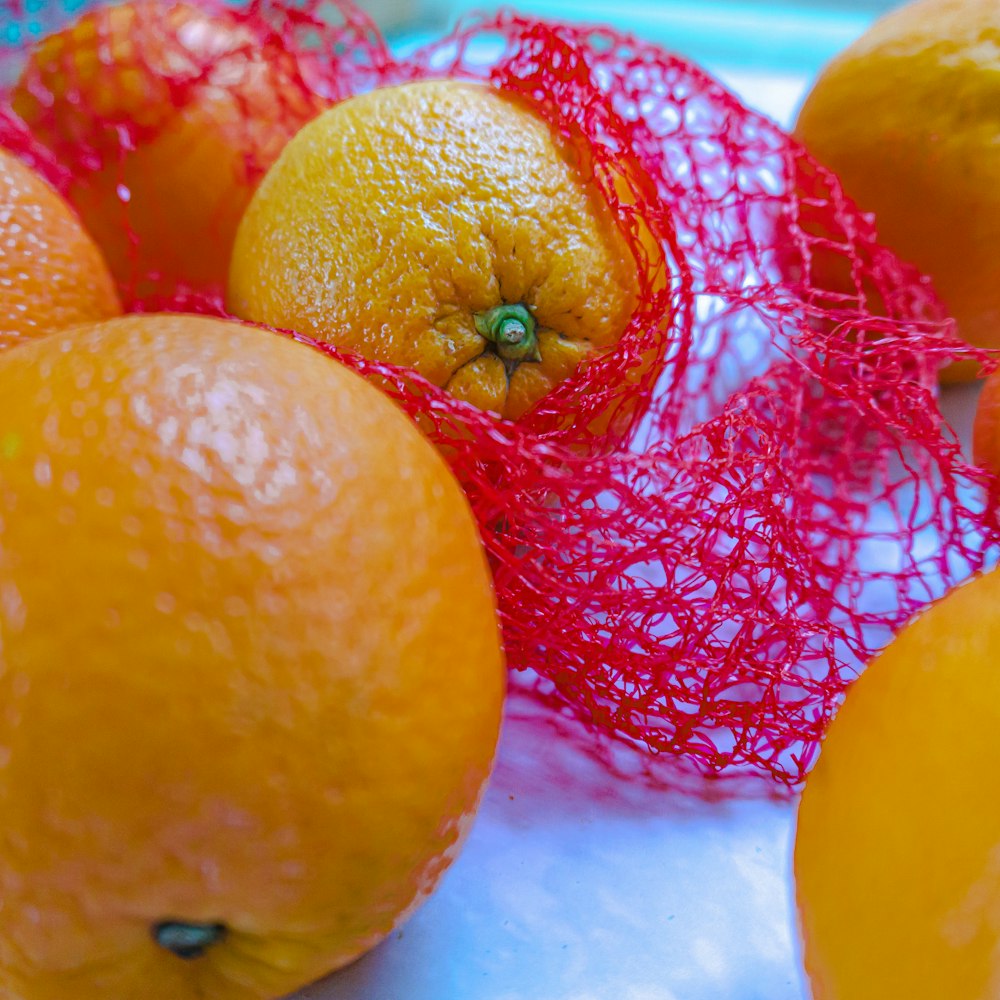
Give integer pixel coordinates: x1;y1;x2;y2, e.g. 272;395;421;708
794;0;1000;379
0;314;505;999
795;567;1000;999
0;147;119;348
228;79;639;420
12;0;323;298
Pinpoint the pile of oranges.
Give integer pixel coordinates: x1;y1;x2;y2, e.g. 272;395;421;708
3;0;1000;996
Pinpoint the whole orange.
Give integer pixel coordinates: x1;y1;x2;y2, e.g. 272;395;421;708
0;314;505;999
11;0;324;300
794;0;1000;381
0;146;119;348
227;79;639;420
795;567;1000;999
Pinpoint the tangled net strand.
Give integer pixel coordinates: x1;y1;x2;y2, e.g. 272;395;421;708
1;0;997;787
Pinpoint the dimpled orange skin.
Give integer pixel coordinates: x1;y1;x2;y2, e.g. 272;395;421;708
794;0;1000;382
0;314;505;999
11;0;324;298
0;147;119;348
227;79;639;420
795;567;1000;1000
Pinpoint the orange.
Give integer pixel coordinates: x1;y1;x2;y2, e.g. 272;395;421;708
795;567;1000;999
227;79;639;420
0;146;119;348
11;0;324;300
0;314;505;999
973;367;1000;476
794;0;1000;381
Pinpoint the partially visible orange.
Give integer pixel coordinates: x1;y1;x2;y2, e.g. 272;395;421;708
972;365;1000;476
0;314;504;999
11;0;324;300
228;79;640;421
794;0;1000;381
795;567;1000;999
0;146;119;348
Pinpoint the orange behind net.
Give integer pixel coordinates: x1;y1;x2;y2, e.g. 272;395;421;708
1;0;997;787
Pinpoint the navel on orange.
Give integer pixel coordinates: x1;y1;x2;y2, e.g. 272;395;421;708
11;0;324;300
227;79;639;420
0;314;504;999
0;146;119;348
796;567;1000;999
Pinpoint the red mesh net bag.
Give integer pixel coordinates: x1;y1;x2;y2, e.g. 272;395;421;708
1;0;997;789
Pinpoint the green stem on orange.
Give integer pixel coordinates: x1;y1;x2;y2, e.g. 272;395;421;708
474;303;541;364
152;920;227;960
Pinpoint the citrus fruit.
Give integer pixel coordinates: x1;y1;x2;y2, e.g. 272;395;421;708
0;146;119;348
973;366;1000;477
11;0;324;300
0;313;505;999
227;79;639;420
794;0;1000;381
795;567;1000;999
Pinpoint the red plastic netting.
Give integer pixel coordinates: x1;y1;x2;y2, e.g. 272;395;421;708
1;0;997;788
